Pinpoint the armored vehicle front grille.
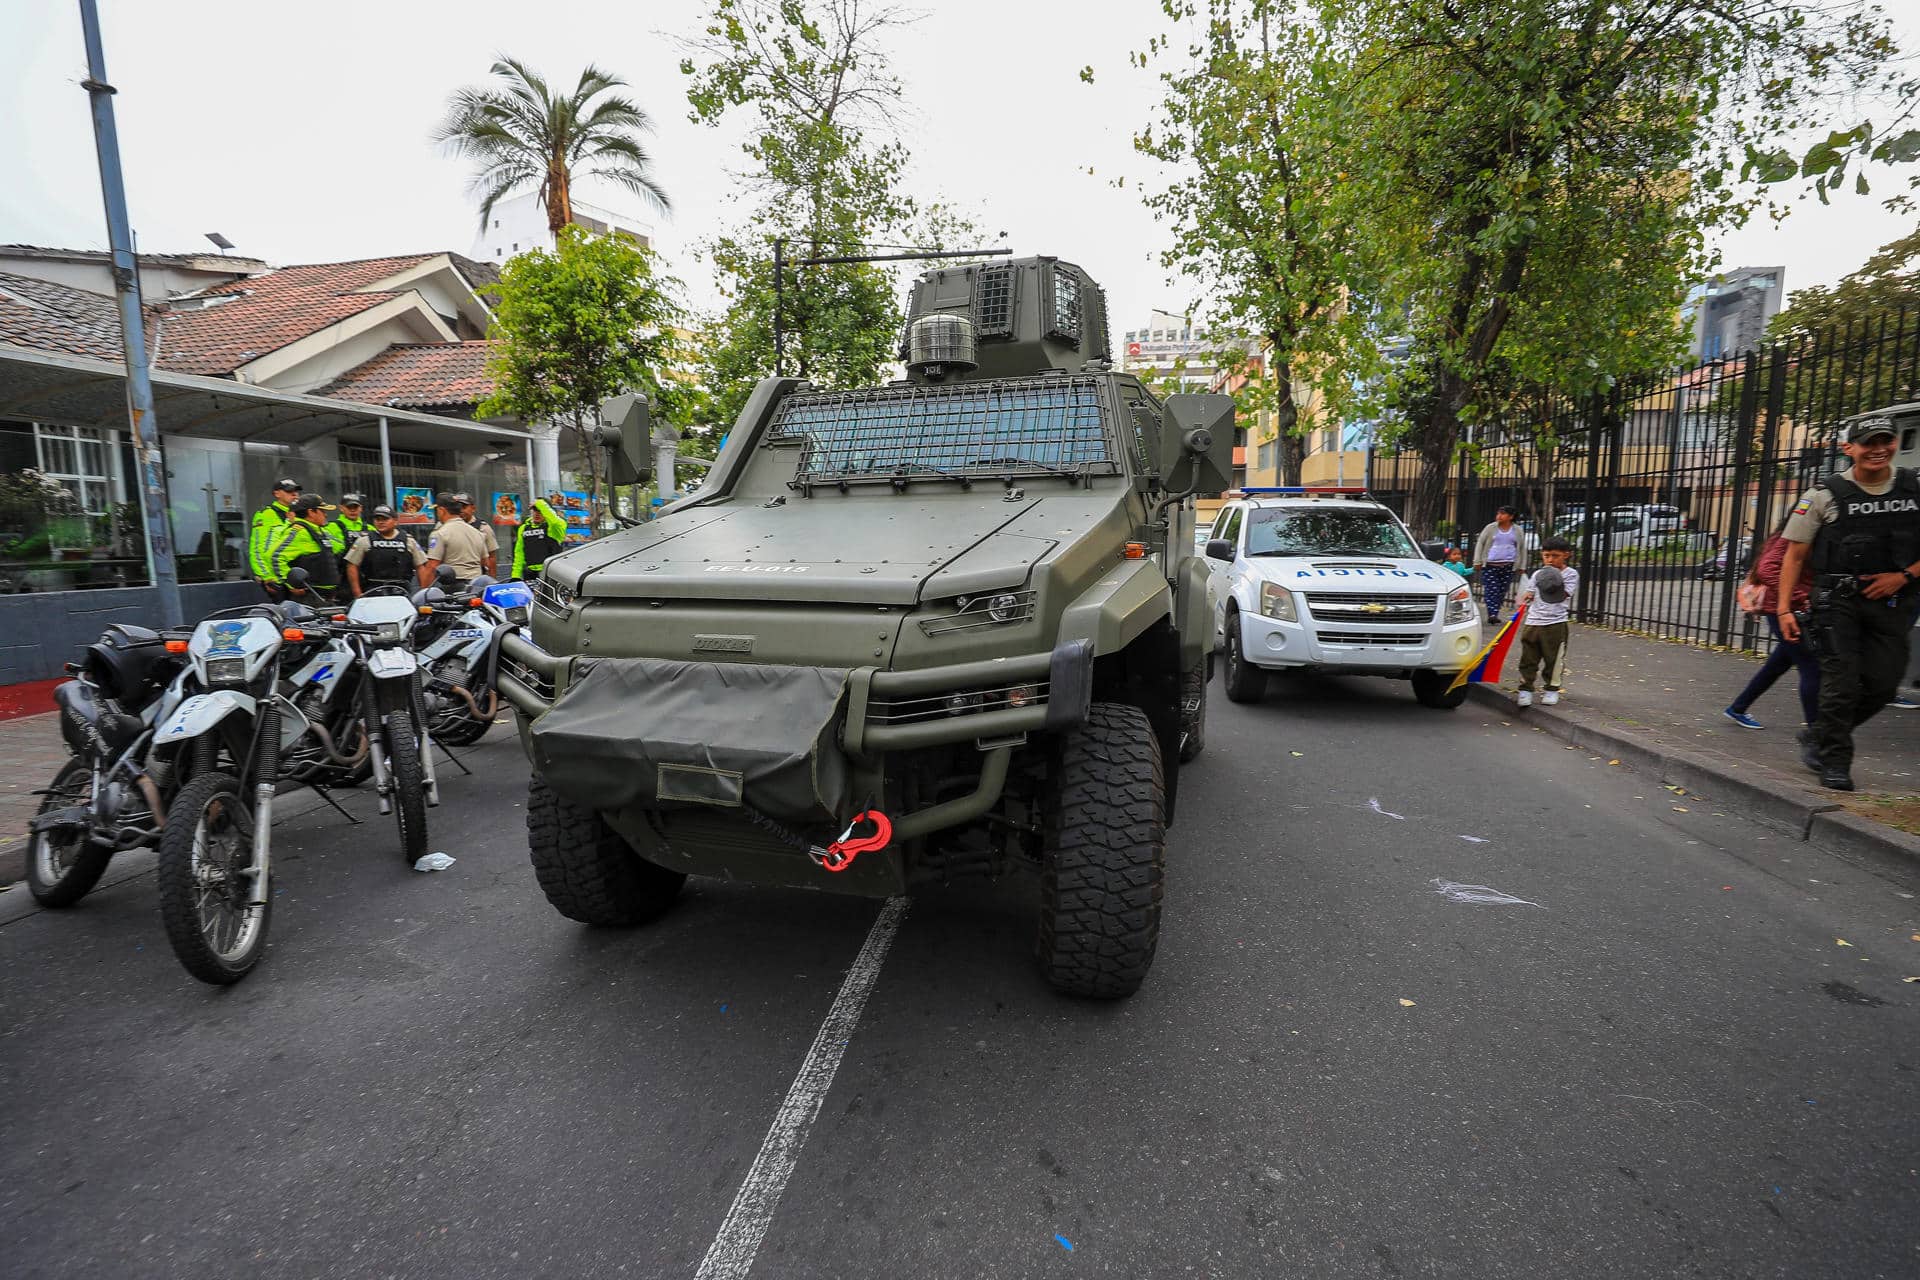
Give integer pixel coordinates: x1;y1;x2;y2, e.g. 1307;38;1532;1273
917;590;1037;636
500;654;554;700
533;578;574;618
773;377;1116;484
1302;593;1438;623
1315;631;1430;647
869;679;1050;725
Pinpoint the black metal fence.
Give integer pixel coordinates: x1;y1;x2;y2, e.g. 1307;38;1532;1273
1367;310;1920;651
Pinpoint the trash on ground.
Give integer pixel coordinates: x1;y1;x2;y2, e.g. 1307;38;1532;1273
1367;797;1406;820
1398;998;1416;1007
1835;938;1853;947
1607;759;1621;766
1431;878;1543;908
414;852;456;872
1457;835;1488;843
1055;1234;1074;1252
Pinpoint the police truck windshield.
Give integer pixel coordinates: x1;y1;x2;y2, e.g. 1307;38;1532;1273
1246;507;1419;558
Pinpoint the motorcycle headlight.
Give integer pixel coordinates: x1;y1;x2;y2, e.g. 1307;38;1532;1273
1259;582;1297;622
377;620;410;644
505;605;529;626
1445;586;1475;624
204;657;248;687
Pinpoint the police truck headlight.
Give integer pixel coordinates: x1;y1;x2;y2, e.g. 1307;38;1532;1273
1445;586;1475;624
1259;583;1297;622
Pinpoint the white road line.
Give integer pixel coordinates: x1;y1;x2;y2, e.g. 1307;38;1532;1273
694;895;910;1280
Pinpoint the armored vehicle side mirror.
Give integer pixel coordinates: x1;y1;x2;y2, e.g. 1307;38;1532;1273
1161;394;1236;494
596;393;655;487
1205;538;1235;562
1421;540;1447;562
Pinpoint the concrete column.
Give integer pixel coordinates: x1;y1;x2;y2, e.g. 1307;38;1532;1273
377;416;396;509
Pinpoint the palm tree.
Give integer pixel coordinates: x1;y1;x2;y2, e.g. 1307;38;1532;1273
435;57;670;234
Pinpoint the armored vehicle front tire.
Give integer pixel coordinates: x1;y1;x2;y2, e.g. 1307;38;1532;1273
527;776;685;926
1037;702;1166;999
1411;669;1469;710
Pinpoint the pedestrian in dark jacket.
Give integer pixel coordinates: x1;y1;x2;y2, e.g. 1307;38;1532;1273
1723;523;1818;732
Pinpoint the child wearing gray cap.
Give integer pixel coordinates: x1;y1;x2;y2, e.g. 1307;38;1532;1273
1515;537;1580;708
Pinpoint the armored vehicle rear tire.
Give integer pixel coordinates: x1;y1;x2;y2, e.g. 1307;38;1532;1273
1037;701;1166;999
1220;610;1266;704
1178;657;1208;763
527;776;685;926
1412;669;1468;710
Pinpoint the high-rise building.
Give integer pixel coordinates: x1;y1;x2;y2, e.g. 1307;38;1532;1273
1685;266;1784;361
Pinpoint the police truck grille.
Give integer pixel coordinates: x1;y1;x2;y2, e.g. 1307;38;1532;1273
1301;593;1439;623
1315;630;1431;647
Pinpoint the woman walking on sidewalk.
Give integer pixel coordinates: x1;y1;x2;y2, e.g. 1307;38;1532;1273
1473;506;1528;624
1724;522;1818;732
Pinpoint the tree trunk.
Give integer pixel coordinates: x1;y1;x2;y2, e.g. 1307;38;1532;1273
1269;345;1303;486
1405;371;1468;537
547;160;573;234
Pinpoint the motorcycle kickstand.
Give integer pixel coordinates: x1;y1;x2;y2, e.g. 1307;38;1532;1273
433;740;473;777
309;783;362;825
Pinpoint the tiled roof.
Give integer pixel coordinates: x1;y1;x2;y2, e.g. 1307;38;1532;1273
318;341;499;408
154;254;447;375
0;270;166;361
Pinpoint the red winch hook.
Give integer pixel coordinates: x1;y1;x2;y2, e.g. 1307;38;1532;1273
812;810;892;873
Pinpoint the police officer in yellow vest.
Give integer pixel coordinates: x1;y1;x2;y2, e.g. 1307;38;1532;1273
249;476;300;599
267;495;342;601
511;497;568;580
328;493;368;574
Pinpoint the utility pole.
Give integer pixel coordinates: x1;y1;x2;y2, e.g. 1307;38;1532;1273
78;0;181;626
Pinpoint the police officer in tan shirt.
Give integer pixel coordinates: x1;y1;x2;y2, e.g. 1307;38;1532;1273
419;495;492;588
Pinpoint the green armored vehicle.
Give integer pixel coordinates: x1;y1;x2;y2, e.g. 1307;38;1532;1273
498;256;1234;997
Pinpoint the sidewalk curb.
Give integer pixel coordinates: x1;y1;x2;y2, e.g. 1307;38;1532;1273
1465;684;1915;872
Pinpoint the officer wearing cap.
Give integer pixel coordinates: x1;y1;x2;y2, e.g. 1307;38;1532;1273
419;494;491;588
451;492;499;578
267;494;342;601
344;504;428;597
249;476;300;598
1776;415;1920;790
329;493;368;572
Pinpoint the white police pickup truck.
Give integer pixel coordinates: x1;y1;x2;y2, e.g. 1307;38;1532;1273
1203;487;1483;709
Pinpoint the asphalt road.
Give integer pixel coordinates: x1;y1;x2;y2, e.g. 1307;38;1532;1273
4;678;1918;1279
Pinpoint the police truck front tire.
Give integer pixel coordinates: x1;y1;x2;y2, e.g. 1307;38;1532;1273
1037;702;1166;999
527;776;685;926
1412;669;1468;709
1221;610;1266;703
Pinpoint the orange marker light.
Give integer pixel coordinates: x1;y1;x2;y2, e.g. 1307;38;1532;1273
469;597;483;607
1124;542;1147;559
282;628;305;642
164;639;189;654
419;606;434;615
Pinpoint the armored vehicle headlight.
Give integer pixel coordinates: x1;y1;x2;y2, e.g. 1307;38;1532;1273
946;692;984;716
987;593;1020;624
1259;582;1297;622
1007;684;1037;708
1444;586;1475;624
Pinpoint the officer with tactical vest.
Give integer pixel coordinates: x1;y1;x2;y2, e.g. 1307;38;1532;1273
249;476;301;599
267;495;342;602
1777;416;1920;790
344;504;429;598
511;497;568;580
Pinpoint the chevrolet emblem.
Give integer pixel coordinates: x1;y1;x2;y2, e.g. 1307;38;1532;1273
1361;602;1389;614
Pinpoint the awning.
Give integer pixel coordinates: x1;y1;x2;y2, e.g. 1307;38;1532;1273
0;343;529;452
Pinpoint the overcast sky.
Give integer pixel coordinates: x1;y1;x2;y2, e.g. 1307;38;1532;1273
4;0;1916;332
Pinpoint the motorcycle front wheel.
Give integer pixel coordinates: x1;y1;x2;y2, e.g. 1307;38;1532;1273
380;693;429;866
155;771;271;985
26;759;113;908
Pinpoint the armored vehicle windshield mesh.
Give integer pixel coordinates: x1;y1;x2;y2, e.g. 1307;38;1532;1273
774;377;1116;483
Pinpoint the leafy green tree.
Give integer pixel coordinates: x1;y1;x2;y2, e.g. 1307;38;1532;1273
435;56;670;233
478;226;686;515
1769;224;1920;340
1133;0;1366;485
1318;0;1910;534
681;0;976;424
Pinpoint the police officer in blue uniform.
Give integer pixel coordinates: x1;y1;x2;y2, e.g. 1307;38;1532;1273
1776;416;1920;790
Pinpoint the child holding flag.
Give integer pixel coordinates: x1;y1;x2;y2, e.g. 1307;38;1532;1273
1514;537;1579;708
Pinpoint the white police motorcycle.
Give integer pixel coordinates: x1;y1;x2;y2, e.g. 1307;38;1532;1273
416;577;534;747
150;576;437;984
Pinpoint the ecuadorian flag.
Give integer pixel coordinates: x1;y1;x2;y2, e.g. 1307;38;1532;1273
1446;602;1530;693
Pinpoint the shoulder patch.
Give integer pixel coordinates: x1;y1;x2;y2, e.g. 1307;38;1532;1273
1790;499;1811;516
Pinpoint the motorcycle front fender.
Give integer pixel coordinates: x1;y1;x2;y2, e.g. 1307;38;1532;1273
155;690;256;744
367;648;418;679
